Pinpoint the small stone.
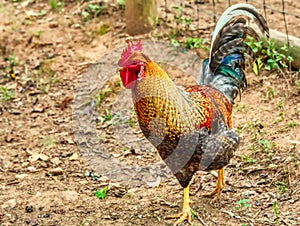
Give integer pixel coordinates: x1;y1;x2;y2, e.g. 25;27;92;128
49;167;63;175
27;166;36;172
38;213;50;218
242;190;256;197
49;22;59;28
31;104;45;113
2;199;16;209
25;205;34;213
5;134;14;143
50;157;61;165
40;162;48;168
15;174;28;179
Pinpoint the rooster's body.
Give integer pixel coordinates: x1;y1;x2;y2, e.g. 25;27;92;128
118;4;269;225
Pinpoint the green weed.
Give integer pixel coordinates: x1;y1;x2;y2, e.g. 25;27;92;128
235;104;246;112
42;135;57;147
273;200;278;219
275;180;286;195
49;0;64;12
287;120;297;128
170;39;180;48
234;198;251;210
94;186;108;199
267;87;275;98
259;139;275;157
172;5;191;31
185;37;209;50
82;3;103;21
0;86;14;101
117;0;125;10
241;154;256;163
91;24;110;37
95;87;112;106
36;60;59;93
246;36;294;74
98;109;113;124
295;80;300;89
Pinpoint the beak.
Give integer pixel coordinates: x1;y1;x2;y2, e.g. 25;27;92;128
119;67;125;71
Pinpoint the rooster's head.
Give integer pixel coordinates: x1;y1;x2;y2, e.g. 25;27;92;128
118;40;150;89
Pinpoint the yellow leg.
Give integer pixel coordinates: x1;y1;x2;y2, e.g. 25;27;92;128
166;183;192;226
202;167;225;202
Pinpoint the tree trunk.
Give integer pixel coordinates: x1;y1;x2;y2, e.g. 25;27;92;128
125;0;157;35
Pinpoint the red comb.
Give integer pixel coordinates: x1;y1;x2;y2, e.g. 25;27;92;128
118;40;142;67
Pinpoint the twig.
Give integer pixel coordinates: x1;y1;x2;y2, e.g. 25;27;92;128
253;210;261;218
280;217;292;226
195;212;208;226
222;210;241;219
122;137;146;144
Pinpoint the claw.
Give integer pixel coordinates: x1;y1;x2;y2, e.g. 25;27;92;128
202;167;225;202
166;209;192;226
166;184;192;225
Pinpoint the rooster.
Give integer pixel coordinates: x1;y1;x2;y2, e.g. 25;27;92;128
118;4;269;225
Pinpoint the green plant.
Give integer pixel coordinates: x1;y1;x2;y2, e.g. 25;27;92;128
33;30;43;38
277;98;285;110
36;60;59;93
0;86;14;101
235;104;246;112
5;53;17;66
246;36;294;74
117;0;125;4
185;37;209;50
259;139;275;156
91;23;110;37
81;11;90;22
98;109;113;124
295;80;300;89
267;87;275;98
290;154;299;167
88;4;103;18
42;135;57;147
287;120;297;128
121;147;129;151
94;186;108;199
82;3;103;21
49;0;64;12
252;57;263;76
116;0;125;9
273;200;278;219
241;154;256;163
234;198;251;210
190;209;195;221
275;180;286;194
95;87;112;106
170;38;180;48
172;5;191;31
4;53;18;78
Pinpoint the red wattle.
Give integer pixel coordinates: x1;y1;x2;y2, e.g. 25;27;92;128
120;68;137;89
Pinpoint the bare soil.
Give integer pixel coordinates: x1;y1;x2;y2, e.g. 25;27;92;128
1;1;299;226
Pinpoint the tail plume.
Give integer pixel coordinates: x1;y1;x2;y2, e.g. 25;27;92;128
199;4;269;103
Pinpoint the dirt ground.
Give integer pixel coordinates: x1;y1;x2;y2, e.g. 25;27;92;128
1;0;300;226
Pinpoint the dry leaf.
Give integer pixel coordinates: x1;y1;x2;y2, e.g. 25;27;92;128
60;95;73;110
27;150;49;162
69;153;78;161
